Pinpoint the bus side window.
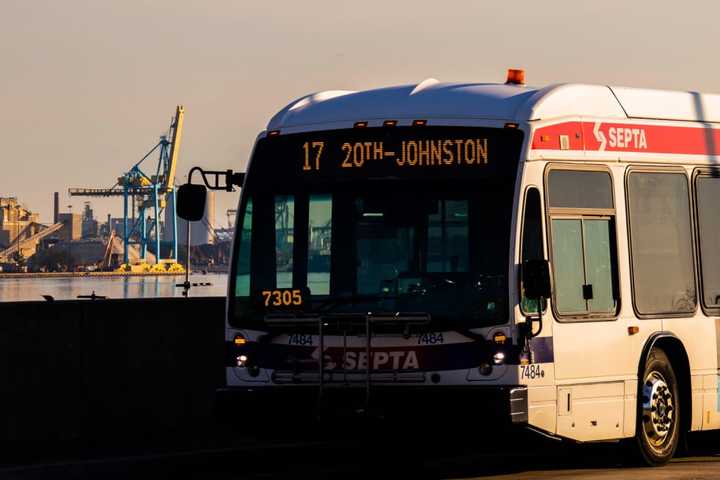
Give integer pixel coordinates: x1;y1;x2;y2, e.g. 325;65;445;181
547;169;619;319
628;172;695;315
520;188;546;314
696;175;720;310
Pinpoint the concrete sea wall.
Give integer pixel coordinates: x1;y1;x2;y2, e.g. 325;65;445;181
0;297;225;443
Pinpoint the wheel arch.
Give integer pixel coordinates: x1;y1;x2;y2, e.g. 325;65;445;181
638;332;692;435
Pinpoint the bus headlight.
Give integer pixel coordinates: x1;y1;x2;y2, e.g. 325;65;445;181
493;352;505;365
236;354;248;367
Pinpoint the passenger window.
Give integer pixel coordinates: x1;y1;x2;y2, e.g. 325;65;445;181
520;188;546;314
548;169;618;318
696;175;720;309
627;172;695;315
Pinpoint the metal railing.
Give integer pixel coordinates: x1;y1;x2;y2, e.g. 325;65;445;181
265;312;430;413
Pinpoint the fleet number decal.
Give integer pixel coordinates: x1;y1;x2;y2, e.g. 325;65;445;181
520;364;545;380
417;332;444;345
288;334;313;346
261;289;303;307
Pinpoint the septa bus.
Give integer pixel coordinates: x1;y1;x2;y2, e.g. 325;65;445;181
179;70;720;466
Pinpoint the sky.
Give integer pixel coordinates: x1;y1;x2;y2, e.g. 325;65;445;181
1;0;718;225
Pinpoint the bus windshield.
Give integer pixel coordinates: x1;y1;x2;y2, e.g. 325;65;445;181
230;126;523;329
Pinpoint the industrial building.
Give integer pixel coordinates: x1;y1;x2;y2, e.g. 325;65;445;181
0;197;40;248
57;212;82;241
0;197;61;263
81;202;99;238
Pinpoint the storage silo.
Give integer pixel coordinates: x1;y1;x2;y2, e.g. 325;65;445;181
177;190;216;246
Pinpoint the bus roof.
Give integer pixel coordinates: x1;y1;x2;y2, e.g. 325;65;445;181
267;80;720;131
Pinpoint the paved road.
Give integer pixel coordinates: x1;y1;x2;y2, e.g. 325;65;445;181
482;458;720;480
3;429;720;479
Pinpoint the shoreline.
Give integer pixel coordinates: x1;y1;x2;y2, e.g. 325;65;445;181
0;271;190;279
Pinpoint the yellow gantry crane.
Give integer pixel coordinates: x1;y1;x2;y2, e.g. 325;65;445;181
69;106;185;272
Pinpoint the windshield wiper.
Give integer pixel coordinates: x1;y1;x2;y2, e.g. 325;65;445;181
259;294;396;326
313;294;397;313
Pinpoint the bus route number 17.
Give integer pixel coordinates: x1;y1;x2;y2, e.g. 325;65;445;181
302;141;324;171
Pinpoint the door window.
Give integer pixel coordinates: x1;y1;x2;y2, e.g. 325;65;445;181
552;218;616;315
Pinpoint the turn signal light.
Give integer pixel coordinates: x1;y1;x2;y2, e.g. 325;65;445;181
268;129;280;136
506;68;525;85
354;121;368;128
234;334;247;346
493;332;508;344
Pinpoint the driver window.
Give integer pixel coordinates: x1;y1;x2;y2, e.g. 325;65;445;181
520;188;545;314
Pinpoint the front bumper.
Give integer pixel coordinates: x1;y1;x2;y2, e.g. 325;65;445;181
216;385;528;424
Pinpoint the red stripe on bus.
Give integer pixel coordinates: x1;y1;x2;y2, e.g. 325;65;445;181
532;121;720;155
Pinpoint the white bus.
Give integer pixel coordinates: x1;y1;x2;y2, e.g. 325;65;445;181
196;70;720;466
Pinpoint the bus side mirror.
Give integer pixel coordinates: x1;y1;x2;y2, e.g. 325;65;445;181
521;259;551;300
177;183;207;221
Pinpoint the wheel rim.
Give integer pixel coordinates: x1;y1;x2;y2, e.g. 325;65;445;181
641;371;675;449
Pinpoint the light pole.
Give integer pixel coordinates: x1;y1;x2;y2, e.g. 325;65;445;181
13;204;21;270
67;204;73;272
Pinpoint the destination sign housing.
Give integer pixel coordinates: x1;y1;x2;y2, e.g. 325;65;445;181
249;126;523;187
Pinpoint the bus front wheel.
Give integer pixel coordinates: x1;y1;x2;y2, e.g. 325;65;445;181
634;348;680;466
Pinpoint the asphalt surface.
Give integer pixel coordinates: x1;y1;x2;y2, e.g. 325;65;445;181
3;427;720;479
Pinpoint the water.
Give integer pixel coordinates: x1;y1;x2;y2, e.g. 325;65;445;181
0;273;228;302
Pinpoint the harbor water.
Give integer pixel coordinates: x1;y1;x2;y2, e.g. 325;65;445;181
0;273;228;302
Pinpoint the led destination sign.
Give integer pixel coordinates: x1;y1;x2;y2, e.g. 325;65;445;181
250;126;523;186
302;137;490;171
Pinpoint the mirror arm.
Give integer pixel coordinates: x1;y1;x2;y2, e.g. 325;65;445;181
519;295;545;364
528;296;543;339
188;167;244;192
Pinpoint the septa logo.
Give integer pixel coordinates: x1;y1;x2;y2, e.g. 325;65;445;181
311;348;420;370
594;123;647;151
593;122;607;151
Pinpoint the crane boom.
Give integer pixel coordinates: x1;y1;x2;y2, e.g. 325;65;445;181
165;105;184;192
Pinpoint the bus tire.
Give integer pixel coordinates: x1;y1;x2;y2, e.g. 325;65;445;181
633;348;681;466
